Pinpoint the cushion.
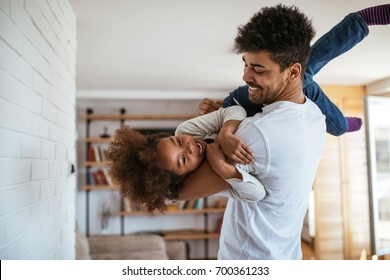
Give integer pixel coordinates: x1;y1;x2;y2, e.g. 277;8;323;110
75;225;91;260
88;234;167;255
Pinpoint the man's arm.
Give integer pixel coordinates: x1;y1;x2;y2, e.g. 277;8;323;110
177;159;230;201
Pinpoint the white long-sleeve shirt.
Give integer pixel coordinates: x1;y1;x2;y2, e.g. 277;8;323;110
175;106;266;202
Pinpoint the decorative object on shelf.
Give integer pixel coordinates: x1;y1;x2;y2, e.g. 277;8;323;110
100;126;110;138
100;203;111;235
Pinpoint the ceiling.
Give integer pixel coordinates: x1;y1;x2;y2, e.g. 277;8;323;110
70;0;390;93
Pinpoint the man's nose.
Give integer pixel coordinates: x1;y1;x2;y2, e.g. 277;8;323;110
243;68;254;83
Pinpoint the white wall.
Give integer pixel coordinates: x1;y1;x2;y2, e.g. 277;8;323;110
366;77;390;95
0;0;76;259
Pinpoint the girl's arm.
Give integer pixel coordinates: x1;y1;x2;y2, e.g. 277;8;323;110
175;106;247;138
207;142;266;202
206;142;241;179
217;120;254;164
177;160;231;201
177;106;253;164
177;159;266;202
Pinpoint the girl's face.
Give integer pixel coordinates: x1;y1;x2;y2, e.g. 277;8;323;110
156;135;207;176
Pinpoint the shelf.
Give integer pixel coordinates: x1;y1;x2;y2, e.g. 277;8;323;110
119;208;225;216
85;114;196;121
82;185;118;191
162;232;220;241
84;161;111;167
85;137;112;143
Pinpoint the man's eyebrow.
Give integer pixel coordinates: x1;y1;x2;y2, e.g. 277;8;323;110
170;137;181;168
241;55;265;68
250;62;266;68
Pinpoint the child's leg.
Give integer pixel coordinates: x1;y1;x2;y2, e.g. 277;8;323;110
306;13;368;79
304;81;362;135
304;81;347;136
346;117;362;132
305;5;389;135
304;13;367;135
357;4;390;25
307;4;390;77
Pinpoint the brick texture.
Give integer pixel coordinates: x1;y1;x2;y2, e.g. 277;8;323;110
0;0;76;259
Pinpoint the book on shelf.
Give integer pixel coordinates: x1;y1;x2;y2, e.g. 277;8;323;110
97;169;108;185
87;170;95;185
87;144;108;162
176;200;186;210
215;217;223;233
92;171;99;184
87;168;110;186
88;144;95;161
93;145;101;162
102;168;112;185
193;198;204;210
176;198;204;210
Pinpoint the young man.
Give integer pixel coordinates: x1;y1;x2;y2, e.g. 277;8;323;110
179;4;325;260
178;4;390;259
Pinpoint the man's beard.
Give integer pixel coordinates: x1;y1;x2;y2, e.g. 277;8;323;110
248;77;288;105
248;88;265;105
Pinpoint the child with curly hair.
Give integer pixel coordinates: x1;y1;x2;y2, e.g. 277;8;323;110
106;106;265;214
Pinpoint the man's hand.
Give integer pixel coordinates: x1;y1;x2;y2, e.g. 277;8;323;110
198;98;223;115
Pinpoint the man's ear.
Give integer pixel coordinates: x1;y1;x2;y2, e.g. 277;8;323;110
288;63;302;80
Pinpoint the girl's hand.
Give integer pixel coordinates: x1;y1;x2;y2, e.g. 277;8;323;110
197;98;223;115
218;130;254;165
206;143;240;179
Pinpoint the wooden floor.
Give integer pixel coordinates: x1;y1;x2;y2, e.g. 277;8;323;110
302;241;316;260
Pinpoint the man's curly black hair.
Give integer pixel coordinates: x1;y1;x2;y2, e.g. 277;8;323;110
105;126;184;214
234;4;316;77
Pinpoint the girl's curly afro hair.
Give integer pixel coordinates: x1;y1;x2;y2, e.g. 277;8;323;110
105;126;185;214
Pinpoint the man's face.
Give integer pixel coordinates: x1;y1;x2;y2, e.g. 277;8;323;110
242;51;289;105
156;135;207;176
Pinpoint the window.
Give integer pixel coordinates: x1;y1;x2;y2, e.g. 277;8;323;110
365;95;390;256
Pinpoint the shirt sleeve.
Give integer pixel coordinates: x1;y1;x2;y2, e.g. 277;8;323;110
175;106;247;138
212;167;266;202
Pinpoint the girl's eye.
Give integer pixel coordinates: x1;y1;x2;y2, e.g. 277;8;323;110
177;138;182;146
181;155;186;165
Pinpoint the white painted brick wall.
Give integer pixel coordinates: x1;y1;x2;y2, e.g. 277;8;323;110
0;0;76;259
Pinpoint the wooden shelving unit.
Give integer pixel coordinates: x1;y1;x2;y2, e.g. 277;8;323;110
85;137;112;143
85;114;196;121
81;108;223;259
82;185;117;191
83;161;111;167
163;231;220;241
119;207;225;216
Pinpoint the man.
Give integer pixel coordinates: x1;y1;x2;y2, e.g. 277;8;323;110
179;4;325;259
178;4;390;259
